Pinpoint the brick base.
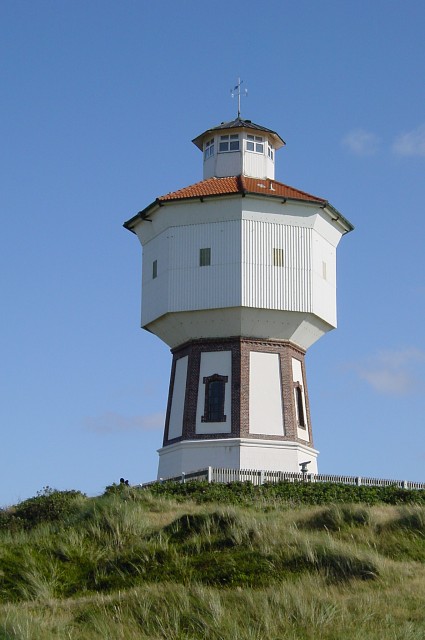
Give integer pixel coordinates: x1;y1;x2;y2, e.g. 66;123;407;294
163;337;314;450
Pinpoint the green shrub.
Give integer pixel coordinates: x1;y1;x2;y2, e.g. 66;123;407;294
142;480;425;507
12;487;86;529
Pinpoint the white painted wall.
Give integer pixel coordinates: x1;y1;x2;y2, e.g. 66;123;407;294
312;231;337;327
147;308;331;350
168;221;241;312
239;439;318;474
135;195;344;346
167;356;188;440
205;150;242;179
196;350;232;434
243;149;272;180
249;352;284;435
134;198;243;245
141;220;241;327
157;437;318;478
141;231;169;326
292;357;309;441
158;439;241;478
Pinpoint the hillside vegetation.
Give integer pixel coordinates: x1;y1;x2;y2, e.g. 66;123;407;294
0;482;424;639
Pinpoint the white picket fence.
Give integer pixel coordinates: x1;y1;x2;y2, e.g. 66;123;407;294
142;467;425;490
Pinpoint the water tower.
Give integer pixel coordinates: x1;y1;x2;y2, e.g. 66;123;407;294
124;107;353;479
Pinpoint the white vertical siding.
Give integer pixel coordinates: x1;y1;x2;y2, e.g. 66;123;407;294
141;207;338;331
243;153;268;179
167;221;241;311
142;220;241;326
242;220;312;312
249;352;284;435
168;356;188;440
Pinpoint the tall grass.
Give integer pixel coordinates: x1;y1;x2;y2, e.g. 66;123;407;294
0;486;424;638
2;575;425;639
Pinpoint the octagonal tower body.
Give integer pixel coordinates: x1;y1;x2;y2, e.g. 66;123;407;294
125;118;353;479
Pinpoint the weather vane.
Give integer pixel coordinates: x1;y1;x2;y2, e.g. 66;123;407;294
231;78;248;119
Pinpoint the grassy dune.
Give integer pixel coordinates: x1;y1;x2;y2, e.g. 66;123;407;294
0;483;424;639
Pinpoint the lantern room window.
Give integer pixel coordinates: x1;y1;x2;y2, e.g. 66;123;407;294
267;143;274;160
204;138;215;160
246;134;264;153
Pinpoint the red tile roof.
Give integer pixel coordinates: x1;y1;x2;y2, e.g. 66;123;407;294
124;175;353;233
158;175;326;204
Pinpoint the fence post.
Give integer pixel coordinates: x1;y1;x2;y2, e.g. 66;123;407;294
356;476;362;486
260;470;265;485
207;466;212;483
181;472;185;484
402;480;408;489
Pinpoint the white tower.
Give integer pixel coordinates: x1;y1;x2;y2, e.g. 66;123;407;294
124;116;353;478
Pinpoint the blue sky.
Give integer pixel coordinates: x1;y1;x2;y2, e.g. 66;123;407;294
1;0;424;506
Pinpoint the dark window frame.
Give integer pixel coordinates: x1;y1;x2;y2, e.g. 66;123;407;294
294;382;306;428
152;259;158;279
201;373;228;423
199;247;211;267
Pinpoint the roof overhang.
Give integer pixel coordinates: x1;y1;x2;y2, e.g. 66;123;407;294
123;190;354;235
192;118;285;151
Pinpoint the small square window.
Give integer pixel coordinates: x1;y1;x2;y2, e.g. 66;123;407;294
152;260;157;279
273;248;284;267
200;247;211;267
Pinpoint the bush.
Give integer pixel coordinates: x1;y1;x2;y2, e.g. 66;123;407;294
142;480;425;507
12;487;86;529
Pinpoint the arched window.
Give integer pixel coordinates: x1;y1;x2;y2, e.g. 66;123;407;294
201;374;228;422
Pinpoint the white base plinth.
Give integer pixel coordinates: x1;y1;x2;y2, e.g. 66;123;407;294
157;438;318;479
